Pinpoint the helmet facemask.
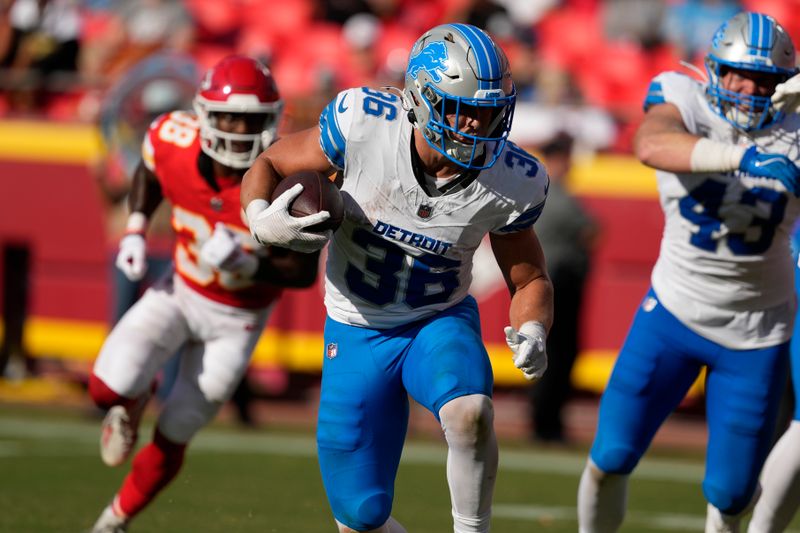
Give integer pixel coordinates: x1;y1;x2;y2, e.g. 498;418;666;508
194;99;282;169
414;82;515;169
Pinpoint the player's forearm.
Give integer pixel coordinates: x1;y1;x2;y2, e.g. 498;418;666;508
634;128;698;172
125;162;164;233
241;154;281;213
508;275;553;333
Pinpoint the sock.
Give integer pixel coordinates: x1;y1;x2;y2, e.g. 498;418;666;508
441;395;497;533
577;459;628;533
335;516;408;533
116;429;187;518
89;373;137;411
749;421;800;533
706;503;741;533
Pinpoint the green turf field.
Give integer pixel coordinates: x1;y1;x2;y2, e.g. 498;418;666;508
0;404;797;532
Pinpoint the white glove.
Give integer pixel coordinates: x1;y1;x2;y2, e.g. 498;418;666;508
115;233;147;282
200;223;258;277
504;321;548;382
772;73;800;115
247;184;332;254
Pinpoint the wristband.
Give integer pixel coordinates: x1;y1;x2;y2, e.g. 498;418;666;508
519;321;546;339
245;199;270;225
689;138;747;173
125;212;148;235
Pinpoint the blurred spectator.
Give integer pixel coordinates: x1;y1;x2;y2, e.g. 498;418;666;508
529;131;599;444
80;0;195;83
2;0;82;112
341;12;381;87
662;0;742;61
602;0;666;49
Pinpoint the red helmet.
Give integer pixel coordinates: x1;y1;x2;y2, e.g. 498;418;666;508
193;55;284;168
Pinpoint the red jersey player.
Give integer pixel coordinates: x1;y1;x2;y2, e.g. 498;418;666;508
88;55;319;533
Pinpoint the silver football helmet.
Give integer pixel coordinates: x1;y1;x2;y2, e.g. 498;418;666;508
705;12;797;131
403;23;516;170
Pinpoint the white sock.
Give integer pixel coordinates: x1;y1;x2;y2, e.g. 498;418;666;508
440;394;497;533
749;421;800;533
706;503;742;533
335;516;408;533
577;459;628;533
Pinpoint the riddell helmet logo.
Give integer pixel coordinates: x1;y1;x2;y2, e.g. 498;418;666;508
408;41;448;83
417;204;433;219
326;343;338;359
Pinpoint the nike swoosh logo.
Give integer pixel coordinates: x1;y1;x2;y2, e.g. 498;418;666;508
758;157;784;166
337;95;348;113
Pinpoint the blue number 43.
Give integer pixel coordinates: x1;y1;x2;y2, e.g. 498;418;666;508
678;179;787;255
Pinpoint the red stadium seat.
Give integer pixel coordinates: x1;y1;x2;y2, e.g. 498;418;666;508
184;0;241;40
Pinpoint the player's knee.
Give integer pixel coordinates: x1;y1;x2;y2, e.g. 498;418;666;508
591;446;640;475
704;479;756;515
157;401;220;443
335;492;393;532
88;373;125;410
200;372;242;404
440;394;494;447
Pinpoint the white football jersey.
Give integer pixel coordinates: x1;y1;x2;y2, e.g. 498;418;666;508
645;72;800;348
318;87;548;328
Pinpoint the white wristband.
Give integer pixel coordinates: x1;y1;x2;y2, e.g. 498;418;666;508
689;138;747;173
519;321;546;339
125;212;148;234
245;199;270;225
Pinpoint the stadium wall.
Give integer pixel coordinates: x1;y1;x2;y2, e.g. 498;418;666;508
0;119;701;395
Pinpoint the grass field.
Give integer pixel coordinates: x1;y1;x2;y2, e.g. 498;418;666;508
0;403;798;533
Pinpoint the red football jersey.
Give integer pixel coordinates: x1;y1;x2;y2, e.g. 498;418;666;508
142;111;281;309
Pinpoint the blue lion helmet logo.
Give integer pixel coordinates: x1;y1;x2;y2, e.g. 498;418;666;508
408;41;448;83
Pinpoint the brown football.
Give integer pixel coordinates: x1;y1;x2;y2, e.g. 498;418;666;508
270;170;344;232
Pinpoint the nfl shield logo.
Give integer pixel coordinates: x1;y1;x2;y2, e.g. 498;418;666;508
417;204;433;219
326;342;338;359
210;197;224;211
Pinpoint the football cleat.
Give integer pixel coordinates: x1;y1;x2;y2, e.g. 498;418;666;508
100;393;150;467
90;504;128;533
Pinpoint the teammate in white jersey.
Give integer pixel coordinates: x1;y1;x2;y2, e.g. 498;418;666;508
242;23;553;533
577;12;800;533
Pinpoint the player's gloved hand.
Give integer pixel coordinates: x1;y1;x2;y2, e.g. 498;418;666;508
115;233;147;282
771;73;800;115
739;146;800;196
247;184;332;253
200;223;258;277
504;321;548;382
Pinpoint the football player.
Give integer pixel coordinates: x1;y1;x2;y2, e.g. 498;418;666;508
750;219;800;532
241;23;553;533
577;12;800;533
89;55;319;533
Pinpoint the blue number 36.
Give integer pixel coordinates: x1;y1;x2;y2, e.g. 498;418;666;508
345;228;460;308
361;87;398;121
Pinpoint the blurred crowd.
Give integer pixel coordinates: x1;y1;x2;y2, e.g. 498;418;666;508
2;0;796;154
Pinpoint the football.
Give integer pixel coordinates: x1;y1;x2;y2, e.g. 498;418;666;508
270;170;344;232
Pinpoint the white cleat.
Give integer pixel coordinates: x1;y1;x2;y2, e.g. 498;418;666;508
91;504;128;533
100;393;149;467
